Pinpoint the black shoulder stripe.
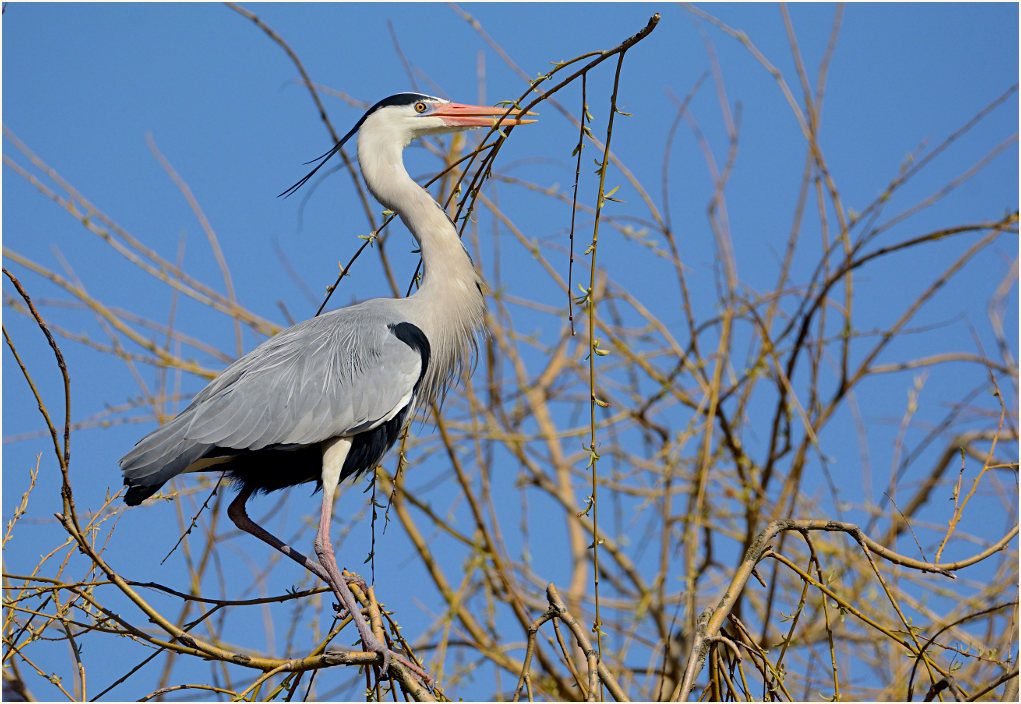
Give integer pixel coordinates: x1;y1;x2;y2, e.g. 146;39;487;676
388;322;431;392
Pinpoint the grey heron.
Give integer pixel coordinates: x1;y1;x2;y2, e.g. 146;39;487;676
120;92;535;674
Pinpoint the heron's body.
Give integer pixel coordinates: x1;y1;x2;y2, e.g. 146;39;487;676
122;300;451;501
122;237;482;502
119;92;533;675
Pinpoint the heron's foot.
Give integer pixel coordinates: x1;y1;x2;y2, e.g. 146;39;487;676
347;607;394;674
313;544;404;678
367;646;434;687
390;650;432;684
328;645;432;686
320;579;392;673
341;570;368;592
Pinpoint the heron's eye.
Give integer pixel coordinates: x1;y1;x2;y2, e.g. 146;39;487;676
414;102;428;114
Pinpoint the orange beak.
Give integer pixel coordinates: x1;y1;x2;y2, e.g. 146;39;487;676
427;101;537;128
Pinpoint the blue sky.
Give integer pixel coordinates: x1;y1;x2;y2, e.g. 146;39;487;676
3;3;1018;700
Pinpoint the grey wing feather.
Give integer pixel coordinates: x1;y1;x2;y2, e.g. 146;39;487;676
120;301;423;500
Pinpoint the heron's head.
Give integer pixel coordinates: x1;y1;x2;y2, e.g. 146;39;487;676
360;92;536;146
280;92;535;198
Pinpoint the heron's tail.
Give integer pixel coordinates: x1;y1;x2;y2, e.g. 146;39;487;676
120;417;212;506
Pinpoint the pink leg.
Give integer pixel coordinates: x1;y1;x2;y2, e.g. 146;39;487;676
315;438;431;682
313;479;393;673
228;485;333;584
227;486;369;605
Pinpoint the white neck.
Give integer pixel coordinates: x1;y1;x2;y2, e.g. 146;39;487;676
357;129;485;403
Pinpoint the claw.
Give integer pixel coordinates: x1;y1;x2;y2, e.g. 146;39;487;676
343;572;369;591
378;644;393;674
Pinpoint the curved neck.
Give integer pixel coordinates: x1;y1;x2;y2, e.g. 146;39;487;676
357;130;485;401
